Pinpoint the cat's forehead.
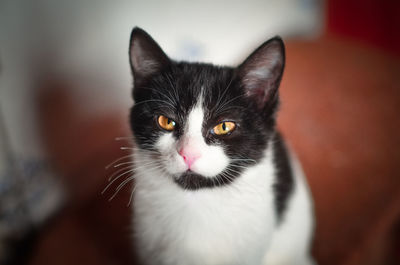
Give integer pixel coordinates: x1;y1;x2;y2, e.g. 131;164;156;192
154;63;239;113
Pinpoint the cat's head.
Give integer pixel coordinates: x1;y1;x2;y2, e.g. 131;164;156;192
129;27;285;190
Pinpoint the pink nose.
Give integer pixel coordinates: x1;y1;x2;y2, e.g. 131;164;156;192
179;148;201;168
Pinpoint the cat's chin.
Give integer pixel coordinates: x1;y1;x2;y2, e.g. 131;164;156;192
173;171;232;190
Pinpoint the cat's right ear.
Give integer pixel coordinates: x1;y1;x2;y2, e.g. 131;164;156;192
129;27;170;88
237;37;285;112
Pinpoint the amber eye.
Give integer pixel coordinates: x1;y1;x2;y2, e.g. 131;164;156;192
213;121;236;135
157;115;176;131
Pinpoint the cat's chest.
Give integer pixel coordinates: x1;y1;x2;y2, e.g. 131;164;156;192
133;152;277;265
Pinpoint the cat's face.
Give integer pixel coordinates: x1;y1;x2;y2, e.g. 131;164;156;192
129;28;284;190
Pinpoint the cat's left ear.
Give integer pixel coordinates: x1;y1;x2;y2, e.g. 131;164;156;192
237;37;285;111
129;27;170;88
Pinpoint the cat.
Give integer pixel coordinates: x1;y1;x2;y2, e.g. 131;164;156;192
128;27;315;265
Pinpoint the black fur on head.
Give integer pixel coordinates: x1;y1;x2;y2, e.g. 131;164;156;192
129;27;285;190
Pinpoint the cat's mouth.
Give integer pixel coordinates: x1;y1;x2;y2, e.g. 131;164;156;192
173;170;233;190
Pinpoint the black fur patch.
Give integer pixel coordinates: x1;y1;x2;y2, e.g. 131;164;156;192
174;171;230;190
272;132;295;221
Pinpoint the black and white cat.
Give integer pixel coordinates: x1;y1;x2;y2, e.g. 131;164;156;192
128;27;315;265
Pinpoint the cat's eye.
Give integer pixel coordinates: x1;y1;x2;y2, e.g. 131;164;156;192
213;121;236;135
157;115;176;131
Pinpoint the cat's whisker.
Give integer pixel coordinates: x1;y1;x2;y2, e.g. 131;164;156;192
167;73;181;102
125;143;158;151
130;163;164;173
234;155;259;162
219;173;230;185
120;146;160;156
113;161;135;168
114;175;135;194
211;177;218;189
229;164;251;170
215;95;246;114
127;183;137;207
225;167;242;175
133;99;176;109
215;173;224;188
142;85;178;107
108;165;135;181
215;105;247;113
213;77;234;113
105;154;135;169
225;174;239;191
125;147;159;154
214;93;247;116
219;173;242;194
120;146;135;150
115;136;135;141
102;168;135;194
221;171;235;182
165;74;180;105
108;174;139;202
230;158;257;163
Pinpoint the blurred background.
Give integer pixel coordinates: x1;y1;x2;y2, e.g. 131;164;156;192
0;0;399;264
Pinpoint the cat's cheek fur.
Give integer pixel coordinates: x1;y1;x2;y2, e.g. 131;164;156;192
189;145;229;177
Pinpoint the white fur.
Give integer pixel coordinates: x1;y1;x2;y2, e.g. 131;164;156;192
132;103;315;265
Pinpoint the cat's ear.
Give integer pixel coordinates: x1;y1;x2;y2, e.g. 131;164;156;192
237;37;285;110
129;27;170;87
